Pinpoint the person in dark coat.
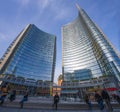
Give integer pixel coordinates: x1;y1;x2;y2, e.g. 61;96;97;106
0;85;8;105
53;92;59;110
94;91;104;110
19;92;28;108
101;89;113;111
9;90;16;102
84;93;92;110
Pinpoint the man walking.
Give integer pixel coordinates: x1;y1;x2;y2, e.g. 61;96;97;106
19;91;28;108
53;92;59;110
101;89;113;112
94;91;104;110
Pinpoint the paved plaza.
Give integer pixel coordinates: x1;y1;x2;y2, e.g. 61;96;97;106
0;96;120;112
0;106;120;112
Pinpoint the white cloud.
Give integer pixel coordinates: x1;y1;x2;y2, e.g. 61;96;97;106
37;0;70;20
55;8;69;20
38;0;54;9
0;32;7;40
17;0;30;6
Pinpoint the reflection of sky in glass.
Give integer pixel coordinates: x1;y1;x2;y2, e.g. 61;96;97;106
63;16;102;80
4;25;56;81
62;8;120;81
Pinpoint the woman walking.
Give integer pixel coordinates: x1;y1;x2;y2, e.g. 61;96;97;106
84;93;92;110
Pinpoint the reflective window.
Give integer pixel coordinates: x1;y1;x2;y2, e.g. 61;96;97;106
4;25;56;81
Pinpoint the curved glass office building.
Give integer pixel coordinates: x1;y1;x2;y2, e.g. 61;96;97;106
62;5;120;81
0;24;56;82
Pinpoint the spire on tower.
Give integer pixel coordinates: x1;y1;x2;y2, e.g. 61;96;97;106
75;3;82;11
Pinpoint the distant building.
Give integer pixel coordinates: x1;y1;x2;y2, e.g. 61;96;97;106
52;74;63;96
0;24;56;96
58;74;63;86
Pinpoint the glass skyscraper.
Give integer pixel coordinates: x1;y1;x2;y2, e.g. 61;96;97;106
62;5;120;81
0;24;56;82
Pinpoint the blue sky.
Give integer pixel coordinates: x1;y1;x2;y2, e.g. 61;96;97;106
0;0;120;83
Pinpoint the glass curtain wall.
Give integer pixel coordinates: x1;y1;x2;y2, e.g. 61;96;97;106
62;6;120;81
1;24;56;82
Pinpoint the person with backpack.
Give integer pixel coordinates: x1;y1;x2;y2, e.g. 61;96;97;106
94;91;104;110
53;92;59;110
101;89;113;111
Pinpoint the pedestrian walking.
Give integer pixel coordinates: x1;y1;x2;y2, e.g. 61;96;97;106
19;91;28;108
94;91;104;110
84;93;92;110
53;92;59;110
101;89;113;112
113;94;120;104
0;85;8;105
8;90;16;102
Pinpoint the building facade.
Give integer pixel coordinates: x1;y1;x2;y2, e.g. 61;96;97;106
61;75;120;98
0;24;56;95
62;5;120;82
52;74;63;96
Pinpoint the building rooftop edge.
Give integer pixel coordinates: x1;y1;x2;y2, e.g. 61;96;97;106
26;24;56;38
62;3;82;28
